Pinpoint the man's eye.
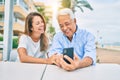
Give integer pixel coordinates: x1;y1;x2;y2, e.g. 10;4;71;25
65;23;70;26
60;25;63;28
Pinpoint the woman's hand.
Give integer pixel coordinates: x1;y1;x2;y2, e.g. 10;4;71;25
47;54;63;67
47;53;59;64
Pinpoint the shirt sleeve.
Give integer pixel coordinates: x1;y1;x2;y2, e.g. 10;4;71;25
17;35;27;49
48;33;63;57
83;32;96;65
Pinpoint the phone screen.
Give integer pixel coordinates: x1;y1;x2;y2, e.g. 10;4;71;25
63;47;74;64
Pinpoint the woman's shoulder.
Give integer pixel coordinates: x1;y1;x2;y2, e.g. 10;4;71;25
20;34;29;39
19;34;31;41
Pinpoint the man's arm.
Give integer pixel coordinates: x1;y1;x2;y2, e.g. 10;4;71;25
48;33;63;57
83;32;96;65
59;32;96;71
77;56;93;68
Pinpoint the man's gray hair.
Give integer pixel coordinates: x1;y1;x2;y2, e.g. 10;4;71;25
57;8;75;20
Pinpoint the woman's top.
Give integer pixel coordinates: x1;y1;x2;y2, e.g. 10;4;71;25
16;35;46;62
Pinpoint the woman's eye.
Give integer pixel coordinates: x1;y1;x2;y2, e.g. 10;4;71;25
36;22;40;25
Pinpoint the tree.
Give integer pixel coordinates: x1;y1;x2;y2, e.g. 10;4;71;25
36;6;56;39
47;24;56;36
61;0;71;8
60;0;93;13
36;6;49;23
47;24;56;42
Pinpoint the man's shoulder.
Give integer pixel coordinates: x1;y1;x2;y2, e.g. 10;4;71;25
77;28;89;34
54;32;64;37
77;28;94;37
52;32;65;41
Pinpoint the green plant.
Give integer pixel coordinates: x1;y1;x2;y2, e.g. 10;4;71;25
0;36;18;48
36;6;49;23
12;38;18;48
47;24;56;36
0;36;3;41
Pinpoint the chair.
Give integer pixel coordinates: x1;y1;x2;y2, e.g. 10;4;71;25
9;49;18;62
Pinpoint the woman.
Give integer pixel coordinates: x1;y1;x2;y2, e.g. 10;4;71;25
17;12;56;64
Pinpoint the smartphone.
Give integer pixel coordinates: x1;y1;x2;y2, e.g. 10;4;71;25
63;47;74;64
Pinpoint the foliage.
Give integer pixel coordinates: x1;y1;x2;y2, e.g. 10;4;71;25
36;6;45;15
0;36;3;41
12;38;18;48
60;0;93;13
36;6;49;23
0;36;18;48
47;24;56;36
61;0;71;8
73;0;93;12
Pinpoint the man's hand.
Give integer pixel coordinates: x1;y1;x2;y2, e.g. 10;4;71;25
59;54;80;71
50;54;93;71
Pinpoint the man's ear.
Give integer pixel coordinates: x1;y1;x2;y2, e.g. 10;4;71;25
74;18;76;23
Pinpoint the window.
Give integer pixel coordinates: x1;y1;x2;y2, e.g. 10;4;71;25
0;0;5;5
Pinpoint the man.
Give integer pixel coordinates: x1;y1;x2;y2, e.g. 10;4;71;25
49;8;96;71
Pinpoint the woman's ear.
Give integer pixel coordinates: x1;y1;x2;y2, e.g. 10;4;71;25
29;27;33;32
31;28;33;31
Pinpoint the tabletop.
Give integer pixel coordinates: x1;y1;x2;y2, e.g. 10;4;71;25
42;63;120;80
0;62;120;80
0;62;46;80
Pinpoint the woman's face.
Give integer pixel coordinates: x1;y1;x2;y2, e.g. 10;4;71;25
31;16;45;35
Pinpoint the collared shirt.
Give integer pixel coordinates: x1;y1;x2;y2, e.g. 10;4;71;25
48;26;96;65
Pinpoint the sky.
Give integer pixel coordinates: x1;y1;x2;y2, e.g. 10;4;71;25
75;0;120;44
34;0;120;45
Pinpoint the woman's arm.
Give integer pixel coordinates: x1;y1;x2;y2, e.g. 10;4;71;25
17;47;55;64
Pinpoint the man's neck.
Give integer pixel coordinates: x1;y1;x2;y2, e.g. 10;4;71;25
67;36;73;42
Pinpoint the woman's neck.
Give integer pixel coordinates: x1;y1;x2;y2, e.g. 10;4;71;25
30;34;40;42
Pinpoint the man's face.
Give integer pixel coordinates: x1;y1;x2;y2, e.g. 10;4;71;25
58;14;76;39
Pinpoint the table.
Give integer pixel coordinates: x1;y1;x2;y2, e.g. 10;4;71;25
0;62;120;80
42;63;120;80
0;62;46;80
